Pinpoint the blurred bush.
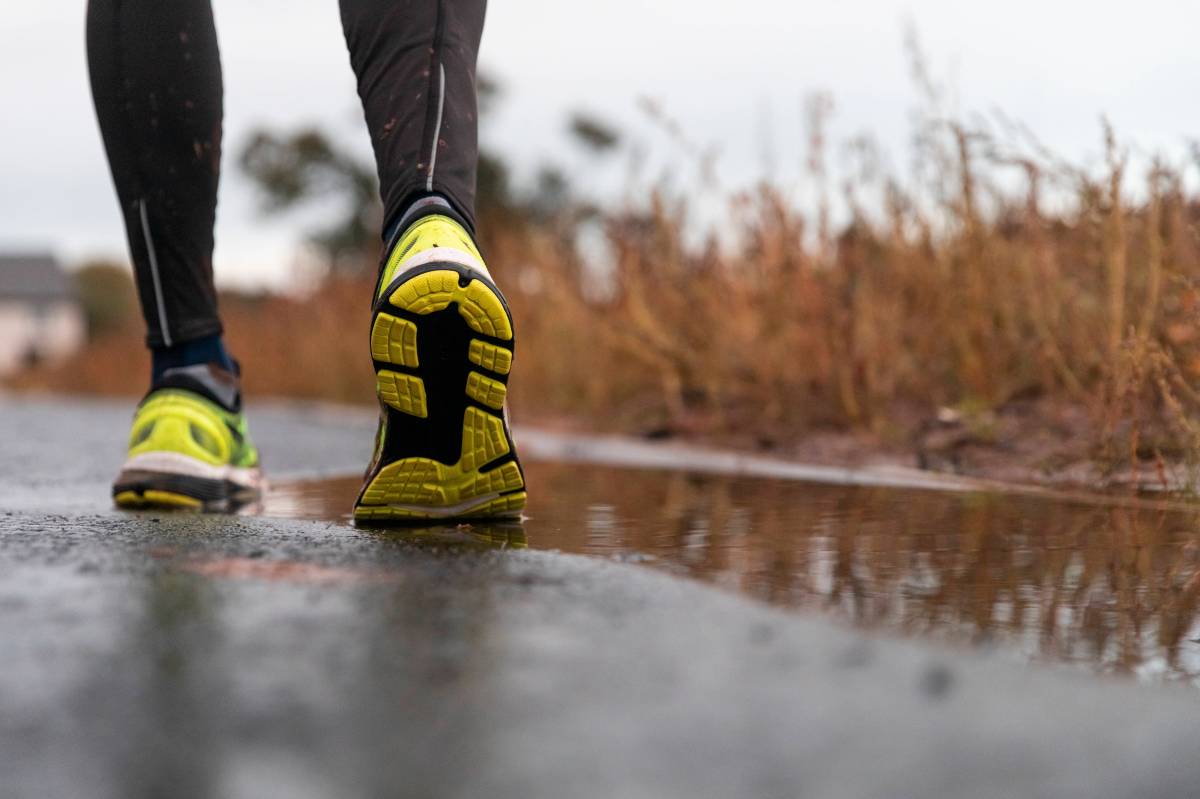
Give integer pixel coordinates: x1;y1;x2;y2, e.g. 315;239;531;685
73;260;137;338
239;128;381;274
16;66;1200;482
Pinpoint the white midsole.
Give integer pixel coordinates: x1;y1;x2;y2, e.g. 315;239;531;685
392;247;492;283
117;451;264;491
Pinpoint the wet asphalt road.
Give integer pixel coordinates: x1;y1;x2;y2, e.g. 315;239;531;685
4;396;1200;799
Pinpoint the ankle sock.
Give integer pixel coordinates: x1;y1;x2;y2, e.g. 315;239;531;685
151;334;235;384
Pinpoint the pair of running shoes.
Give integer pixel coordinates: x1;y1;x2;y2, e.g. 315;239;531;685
112;213;526;522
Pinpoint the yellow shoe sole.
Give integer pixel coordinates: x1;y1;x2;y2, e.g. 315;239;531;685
354;265;527;523
114;488;204;510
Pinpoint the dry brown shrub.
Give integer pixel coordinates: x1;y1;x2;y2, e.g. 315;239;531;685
12;117;1200;480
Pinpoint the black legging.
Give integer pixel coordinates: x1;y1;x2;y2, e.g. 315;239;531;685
86;0;486;347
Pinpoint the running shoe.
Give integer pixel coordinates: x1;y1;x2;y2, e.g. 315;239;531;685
112;363;263;511
353;213;527;522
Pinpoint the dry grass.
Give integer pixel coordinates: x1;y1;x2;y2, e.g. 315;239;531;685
12;112;1200;482
496;130;1200;476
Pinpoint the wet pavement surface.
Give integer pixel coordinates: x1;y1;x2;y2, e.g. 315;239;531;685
5;396;1200;798
271;466;1200;683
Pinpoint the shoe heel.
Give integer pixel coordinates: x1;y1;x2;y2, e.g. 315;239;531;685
356;266;526;522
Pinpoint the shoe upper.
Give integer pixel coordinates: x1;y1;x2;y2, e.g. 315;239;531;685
376;214;489;300
127;365;259;469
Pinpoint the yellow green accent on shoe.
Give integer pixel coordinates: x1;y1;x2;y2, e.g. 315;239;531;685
377;214;486;300
113;387;262;511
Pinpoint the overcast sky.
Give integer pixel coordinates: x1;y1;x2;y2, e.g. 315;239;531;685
3;1;1199;288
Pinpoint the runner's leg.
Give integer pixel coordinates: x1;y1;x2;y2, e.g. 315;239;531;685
87;0;227;359
338;0;487;238
91;0;257;511
340;1;526;521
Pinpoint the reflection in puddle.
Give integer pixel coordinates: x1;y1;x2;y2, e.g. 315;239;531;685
265;462;1200;682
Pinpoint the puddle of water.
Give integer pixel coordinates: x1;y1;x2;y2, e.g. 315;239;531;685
265;461;1200;683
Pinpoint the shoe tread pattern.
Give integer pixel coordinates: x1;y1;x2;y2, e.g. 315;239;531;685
356;265;525;521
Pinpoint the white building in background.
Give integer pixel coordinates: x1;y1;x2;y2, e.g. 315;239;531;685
0;253;85;376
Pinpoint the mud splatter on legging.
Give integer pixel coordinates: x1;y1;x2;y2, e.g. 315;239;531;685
86;0;486;347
